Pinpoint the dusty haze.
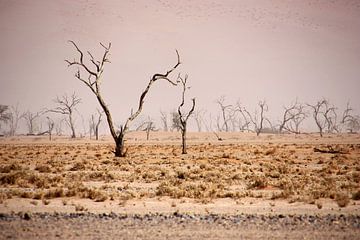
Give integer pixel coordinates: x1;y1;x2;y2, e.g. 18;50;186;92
0;0;360;132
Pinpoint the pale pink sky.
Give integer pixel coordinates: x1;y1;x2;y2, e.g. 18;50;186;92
0;0;360;132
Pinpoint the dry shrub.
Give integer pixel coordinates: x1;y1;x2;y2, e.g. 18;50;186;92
44;188;64;199
335;192;350;207
352;190;360;200
42;198;51;205
69;161;86;171
35;164;51;173
247;175;268;189
74;204;87;211
156;180;225;199
265;147;277;155
0;172;20;185
77;187;108;202
0;163;22;173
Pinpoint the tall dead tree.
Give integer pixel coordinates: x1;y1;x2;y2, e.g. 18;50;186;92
22;111;42;135
177;74;195;154
90;109;103;140
50;93;81;138
279;100;307;134
66;41;180;157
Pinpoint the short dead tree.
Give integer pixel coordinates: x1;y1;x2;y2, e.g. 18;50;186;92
246;100;270;136
46;117;55;140
234;101;252;132
341;102;360;133
170;110;182;132
279;100;307;134
8;104;22;136
22;111;42;135
0;105;11;133
216;96;233;132
66;41;180;157
192;109;206;132
90;109;103;140
160;111;168;132
177;74;195;154
307;99;337;137
50;93;81;138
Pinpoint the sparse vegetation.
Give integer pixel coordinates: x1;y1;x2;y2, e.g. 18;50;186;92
0;135;359;207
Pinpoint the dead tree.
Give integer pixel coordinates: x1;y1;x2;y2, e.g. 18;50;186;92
341;102;360;133
55;118;65;136
22;111;42;135
8;104;22;136
346;116;360;133
144;117;156;140
66;41;180;157
307;99;328;137
234;101;252;132
247;100;269;136
216;96;233;132
46;117;55;140
50;93;81;138
160;111;168;132
170;110;182;132
192;109;206;132
177;74;195;154
0;105;11;133
90;109;103;140
279;100;307;134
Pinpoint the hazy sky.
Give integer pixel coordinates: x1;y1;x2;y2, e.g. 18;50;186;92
1;0;360;132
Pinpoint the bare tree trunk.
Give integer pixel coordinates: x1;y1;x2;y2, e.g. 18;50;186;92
181;123;187;154
69;110;76;138
177;74;195;154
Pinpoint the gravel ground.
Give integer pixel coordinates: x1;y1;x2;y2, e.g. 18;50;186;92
1;212;359;240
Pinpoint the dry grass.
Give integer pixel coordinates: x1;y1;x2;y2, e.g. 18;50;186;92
0;135;359;207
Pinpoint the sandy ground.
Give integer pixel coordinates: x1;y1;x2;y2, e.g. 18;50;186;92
0;132;359;239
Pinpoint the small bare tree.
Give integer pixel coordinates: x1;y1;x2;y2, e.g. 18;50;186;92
279;100;307;134
170;110;182;132
50;93;81;138
307;99;328;137
55;118;65;136
177;74;195;154
66;41;180;157
341;102;360;133
89;109;103;140
8;104;22;136
192;109;206;132
247;100;270;136
0;105;11;133
144;117;156;140
216;96;233;132
234;101;252;132
22;111;42;135
160;111;168;132
46;117;55;140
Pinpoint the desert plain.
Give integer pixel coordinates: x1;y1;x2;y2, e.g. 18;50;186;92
0;132;359;239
